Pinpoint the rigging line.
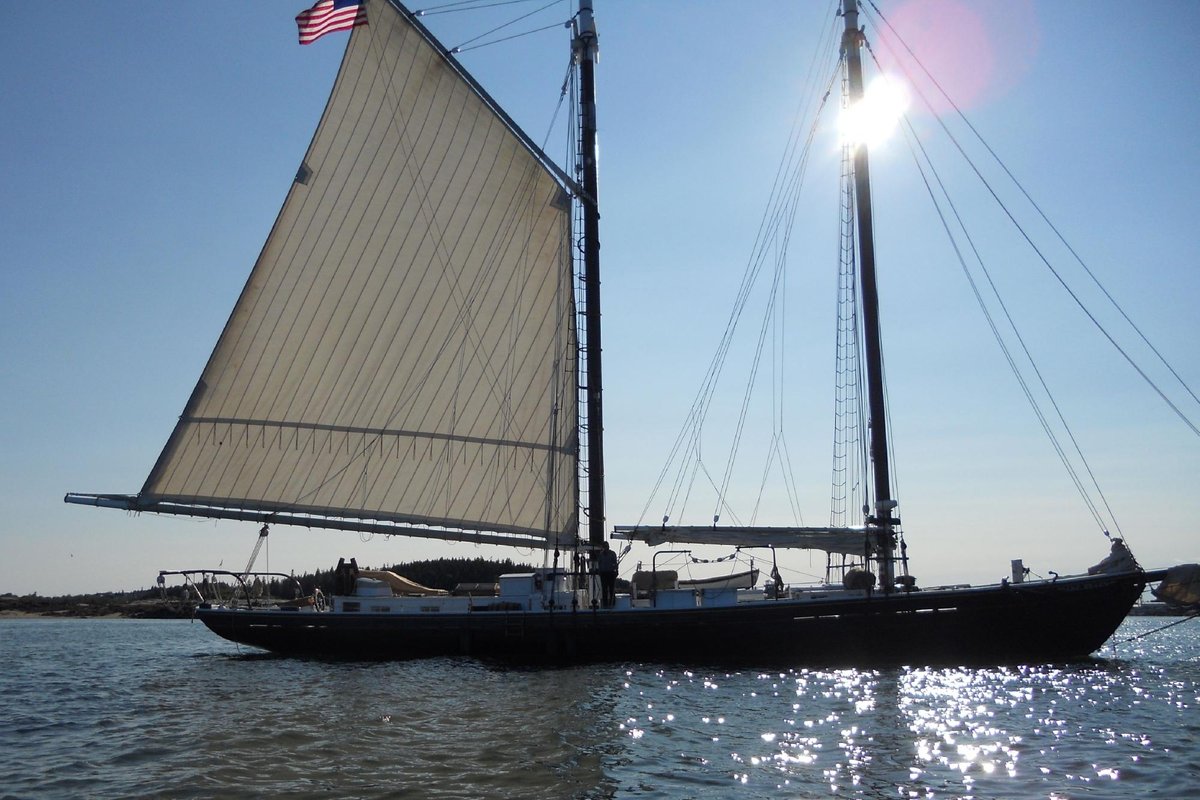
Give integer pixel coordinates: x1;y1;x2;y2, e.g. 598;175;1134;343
657;124;809;519
452;20;570;54
699;462;745;529
771;264;806;527
898;144;1107;531
539;58;575;152
748;433;779;527
444;0;564;52
837;59;874;524
416;0;552;15
907;126;1126;538
880;348;901;513
715;227;788;514
842;116;867;521
854;230;870;517
832;312;868;526
672;444;706;525
639;50;843;526
864;0;1200;419
895;113;1112;534
861;3;1200;441
772;238;781;447
778;433;805;525
677;63;839;424
832;130;864;526
865;42;1126;536
869;272;900;512
735;170;808;449
684;213;798;519
653;64;841;525
703;214;785;513
836;284;870;510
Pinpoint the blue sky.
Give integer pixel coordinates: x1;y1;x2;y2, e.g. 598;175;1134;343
2;0;1198;596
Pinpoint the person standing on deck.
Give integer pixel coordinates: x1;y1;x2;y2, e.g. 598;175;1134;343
598;542;618;608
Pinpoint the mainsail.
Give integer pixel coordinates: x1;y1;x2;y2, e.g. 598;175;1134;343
71;0;579;547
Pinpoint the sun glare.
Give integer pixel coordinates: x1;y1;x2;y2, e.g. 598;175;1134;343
840;75;910;150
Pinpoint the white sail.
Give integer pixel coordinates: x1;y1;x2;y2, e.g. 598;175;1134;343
137;0;578;545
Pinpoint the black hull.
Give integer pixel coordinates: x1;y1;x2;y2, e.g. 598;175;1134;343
195;571;1150;666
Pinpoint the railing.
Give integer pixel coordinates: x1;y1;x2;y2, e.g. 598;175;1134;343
157;569;322;612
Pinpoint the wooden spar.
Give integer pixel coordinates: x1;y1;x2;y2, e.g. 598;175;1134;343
576;0;606;549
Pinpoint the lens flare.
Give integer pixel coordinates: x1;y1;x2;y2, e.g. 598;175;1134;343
840;75;910;149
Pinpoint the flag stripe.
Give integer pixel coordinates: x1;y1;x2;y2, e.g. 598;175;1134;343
298;8;367;42
297;1;368;45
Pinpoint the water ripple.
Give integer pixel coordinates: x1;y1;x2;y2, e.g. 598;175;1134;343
2;617;1199;798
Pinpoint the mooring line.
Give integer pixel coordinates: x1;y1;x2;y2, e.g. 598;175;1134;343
1111;611;1200;646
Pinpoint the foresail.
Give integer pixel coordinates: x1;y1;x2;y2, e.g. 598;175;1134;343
138;0;578;546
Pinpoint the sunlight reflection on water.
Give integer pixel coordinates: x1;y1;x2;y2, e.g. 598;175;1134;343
613;619;1200;798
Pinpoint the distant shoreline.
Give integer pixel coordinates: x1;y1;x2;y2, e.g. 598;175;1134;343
0;595;191;619
1127;602;1186;617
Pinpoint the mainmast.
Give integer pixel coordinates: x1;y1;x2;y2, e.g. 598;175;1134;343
574;0;605;549
841;0;897;589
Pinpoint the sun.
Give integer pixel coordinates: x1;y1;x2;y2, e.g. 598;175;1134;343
839;74;910;150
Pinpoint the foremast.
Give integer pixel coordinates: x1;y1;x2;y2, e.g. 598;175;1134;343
842;0;897;589
574;1;606;550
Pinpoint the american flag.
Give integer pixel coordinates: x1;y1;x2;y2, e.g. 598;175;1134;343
296;0;368;45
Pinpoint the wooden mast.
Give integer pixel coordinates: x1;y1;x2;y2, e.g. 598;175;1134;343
575;1;605;549
841;0;897;589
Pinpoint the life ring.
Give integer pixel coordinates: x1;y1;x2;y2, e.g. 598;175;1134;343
314;589;327;612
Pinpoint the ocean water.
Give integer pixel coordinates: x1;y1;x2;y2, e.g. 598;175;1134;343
1;616;1197;799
